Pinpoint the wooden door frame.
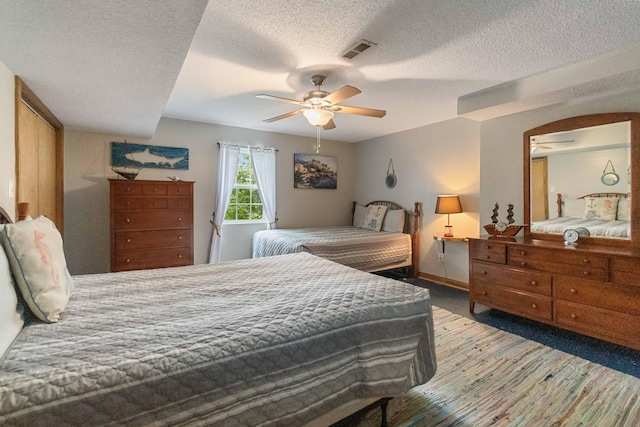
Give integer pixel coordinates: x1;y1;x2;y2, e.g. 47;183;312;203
15;77;64;234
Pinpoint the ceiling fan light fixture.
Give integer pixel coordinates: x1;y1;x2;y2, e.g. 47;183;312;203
303;108;334;126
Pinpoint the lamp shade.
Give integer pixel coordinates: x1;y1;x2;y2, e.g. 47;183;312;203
435;195;463;214
303;108;334;126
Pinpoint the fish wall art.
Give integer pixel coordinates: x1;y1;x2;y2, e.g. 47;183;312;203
111;142;189;170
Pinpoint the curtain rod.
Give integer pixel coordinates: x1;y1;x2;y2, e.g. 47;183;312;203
216;142;278;152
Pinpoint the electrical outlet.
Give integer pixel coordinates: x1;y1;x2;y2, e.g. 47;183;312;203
438;253;444;261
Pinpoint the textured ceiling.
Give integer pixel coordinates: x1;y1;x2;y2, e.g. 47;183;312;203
2;1;640;142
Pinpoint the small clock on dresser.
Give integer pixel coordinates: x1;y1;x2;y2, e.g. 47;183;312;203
563;227;590;245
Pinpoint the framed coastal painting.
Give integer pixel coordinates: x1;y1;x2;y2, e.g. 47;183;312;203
111;142;189;170
293;154;337;189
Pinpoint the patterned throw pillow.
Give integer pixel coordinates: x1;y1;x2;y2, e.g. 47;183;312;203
582;197;619;221
362;205;388;231
0;216;74;322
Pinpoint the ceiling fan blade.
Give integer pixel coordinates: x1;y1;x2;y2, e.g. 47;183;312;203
323;85;361;105
333;105;386;118
323;119;336;130
262;109;304;123
256;94;303;105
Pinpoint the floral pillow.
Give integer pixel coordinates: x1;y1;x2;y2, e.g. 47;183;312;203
362;205;388;231
0;216;74;322
582;197;619;221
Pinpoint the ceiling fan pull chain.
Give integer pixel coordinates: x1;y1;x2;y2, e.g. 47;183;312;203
316;125;321;154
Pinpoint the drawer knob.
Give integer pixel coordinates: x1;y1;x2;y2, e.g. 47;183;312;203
178;254;182;259
126;201;131;206
484;245;490;249
126;218;131;223
520;261;527;267
583;271;590;276
570;288;577;294
482;291;487;296
153;188;157;192
126;258;131;263
583;259;590;264
520;251;525;256
571;313;577;319
178;201;182;206
178;236;183;240
126;239;131;243
531;303;538;309
485;255;491;260
126;187;131;192
531;281;537;286
178;217;182;221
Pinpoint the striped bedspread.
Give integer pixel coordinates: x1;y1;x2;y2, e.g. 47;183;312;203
531;217;630;238
252;226;412;271
0;253;436;426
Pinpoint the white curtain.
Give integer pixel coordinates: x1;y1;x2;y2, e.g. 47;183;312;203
251;147;277;229
208;142;240;263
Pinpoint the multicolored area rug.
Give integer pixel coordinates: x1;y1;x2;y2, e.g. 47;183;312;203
360;306;640;426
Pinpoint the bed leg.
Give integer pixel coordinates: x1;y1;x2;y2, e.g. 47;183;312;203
380;398;390;427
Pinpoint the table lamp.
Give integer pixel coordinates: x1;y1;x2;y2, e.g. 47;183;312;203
435;195;463;237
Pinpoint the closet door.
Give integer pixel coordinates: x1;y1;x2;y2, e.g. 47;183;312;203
15;77;64;232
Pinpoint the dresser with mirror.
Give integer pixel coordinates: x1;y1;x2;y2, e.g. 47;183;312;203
469;113;640;350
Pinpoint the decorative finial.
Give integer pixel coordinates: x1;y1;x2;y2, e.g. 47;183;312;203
491;203;499;224
507;204;514;224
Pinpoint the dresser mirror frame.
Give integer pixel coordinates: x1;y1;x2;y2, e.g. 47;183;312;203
523;112;640;249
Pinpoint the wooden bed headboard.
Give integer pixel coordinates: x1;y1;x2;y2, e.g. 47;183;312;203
556;193;630;217
0;206;13;224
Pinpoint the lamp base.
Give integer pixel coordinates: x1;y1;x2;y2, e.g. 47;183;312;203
443;225;454;237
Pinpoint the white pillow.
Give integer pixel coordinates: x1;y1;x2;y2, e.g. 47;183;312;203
353;204;367;227
617;197;631;221
0;216;74;322
362;205;388;231
563;199;584;218
582;197;619;221
382;209;405;233
0;225;25;358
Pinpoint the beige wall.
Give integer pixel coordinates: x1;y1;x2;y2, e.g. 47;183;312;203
0;61;15;216
64;117;356;274
355;117;481;284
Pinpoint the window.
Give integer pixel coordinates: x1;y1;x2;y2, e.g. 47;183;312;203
224;148;264;222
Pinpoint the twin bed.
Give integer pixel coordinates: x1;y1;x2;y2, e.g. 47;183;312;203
531;192;631;238
0;205;436;426
253;201;420;278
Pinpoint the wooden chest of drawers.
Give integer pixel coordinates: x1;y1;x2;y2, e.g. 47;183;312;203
110;179;194;272
469;237;640;351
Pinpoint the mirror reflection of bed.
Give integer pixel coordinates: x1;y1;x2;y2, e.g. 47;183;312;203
531;192;631;238
529;119;632;241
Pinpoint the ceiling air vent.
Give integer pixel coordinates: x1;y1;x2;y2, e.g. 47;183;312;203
341;39;376;60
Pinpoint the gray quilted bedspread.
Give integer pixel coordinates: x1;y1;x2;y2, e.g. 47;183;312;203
252;226;412;271
0;252;436;426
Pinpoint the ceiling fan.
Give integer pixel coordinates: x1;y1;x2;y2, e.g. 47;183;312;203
530;137;575;152
256;75;386;130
